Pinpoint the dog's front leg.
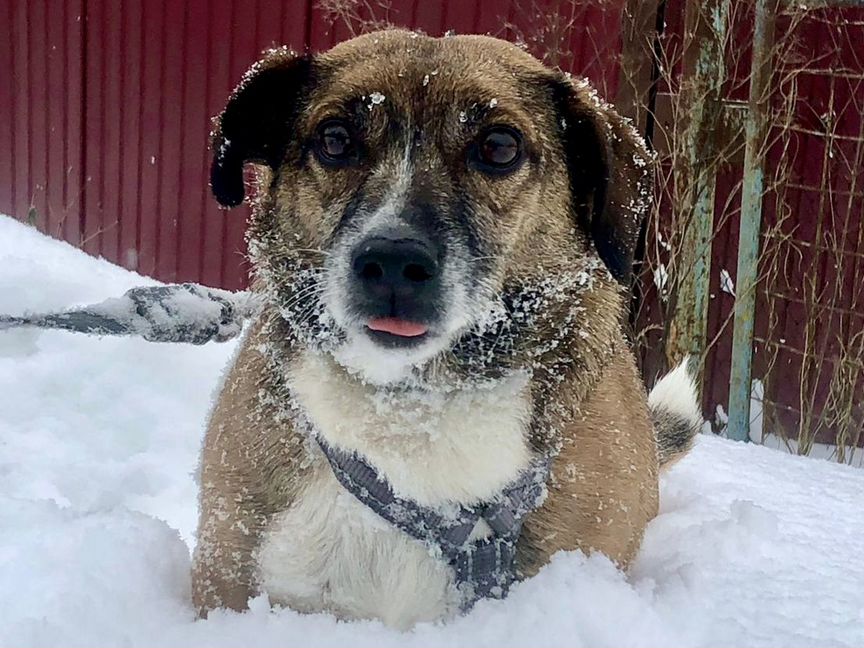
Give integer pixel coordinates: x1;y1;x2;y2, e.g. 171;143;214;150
191;470;266;616
190;322;277;617
191;319;310;617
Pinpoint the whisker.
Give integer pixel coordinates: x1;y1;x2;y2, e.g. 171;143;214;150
289;247;332;257
281;282;326;302
280;285;328;313
293;295;328;325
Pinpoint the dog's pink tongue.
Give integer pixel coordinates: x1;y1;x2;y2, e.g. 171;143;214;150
367;317;428;337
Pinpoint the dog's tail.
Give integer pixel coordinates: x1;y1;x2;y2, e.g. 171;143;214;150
648;360;702;467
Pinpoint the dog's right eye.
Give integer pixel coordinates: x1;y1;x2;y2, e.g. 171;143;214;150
315;121;355;165
471;126;524;176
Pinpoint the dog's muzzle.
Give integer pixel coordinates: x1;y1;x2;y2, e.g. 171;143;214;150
349;226;443;346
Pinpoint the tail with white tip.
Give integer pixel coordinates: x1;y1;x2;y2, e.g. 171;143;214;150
648;360;702;467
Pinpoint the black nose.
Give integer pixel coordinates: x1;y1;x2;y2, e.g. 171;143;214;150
351;237;439;302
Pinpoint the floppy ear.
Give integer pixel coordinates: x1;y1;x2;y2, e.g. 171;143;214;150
210;49;312;208
550;75;653;284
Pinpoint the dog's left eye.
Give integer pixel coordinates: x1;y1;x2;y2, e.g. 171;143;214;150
315;120;355;165
472;127;523;174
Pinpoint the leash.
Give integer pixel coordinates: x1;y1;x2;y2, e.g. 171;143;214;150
0;283;259;344
316;438;551;608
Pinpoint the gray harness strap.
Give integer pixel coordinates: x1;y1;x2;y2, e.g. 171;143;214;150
316;438;551;608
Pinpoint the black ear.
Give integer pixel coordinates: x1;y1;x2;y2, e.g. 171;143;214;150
210;50;312;208
551;75;652;284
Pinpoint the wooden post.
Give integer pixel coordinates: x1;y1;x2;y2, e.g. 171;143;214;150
667;0;731;383
615;0;661;132
727;0;777;442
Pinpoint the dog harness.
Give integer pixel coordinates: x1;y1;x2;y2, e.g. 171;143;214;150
316;438;552;609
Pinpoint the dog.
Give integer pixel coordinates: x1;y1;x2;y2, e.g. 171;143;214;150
192;29;701;629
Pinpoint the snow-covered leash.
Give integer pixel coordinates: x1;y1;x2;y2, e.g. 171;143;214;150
0;283;260;344
317;437;551;608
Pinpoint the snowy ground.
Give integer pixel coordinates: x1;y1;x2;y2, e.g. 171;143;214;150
1;214;863;647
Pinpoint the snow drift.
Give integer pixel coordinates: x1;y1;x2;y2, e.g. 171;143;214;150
1;215;862;647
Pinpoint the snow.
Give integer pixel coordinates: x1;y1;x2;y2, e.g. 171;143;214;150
1;214;863;647
707;379;864;468
720;268;736;297
367;92;386;109
653;262;668;295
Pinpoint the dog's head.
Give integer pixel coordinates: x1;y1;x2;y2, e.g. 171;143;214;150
211;31;650;384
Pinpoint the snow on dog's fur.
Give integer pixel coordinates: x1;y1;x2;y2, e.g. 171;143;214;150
192;30;700;628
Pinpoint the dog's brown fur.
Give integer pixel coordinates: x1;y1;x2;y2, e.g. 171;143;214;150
193;30;669;617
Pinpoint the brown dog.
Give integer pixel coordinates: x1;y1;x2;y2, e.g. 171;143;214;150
192;30;700;629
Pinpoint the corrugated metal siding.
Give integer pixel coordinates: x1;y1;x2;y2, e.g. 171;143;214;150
1;1;84;244
0;0;625;290
75;0;294;290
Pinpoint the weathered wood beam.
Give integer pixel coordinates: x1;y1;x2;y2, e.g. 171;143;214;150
727;0;779;442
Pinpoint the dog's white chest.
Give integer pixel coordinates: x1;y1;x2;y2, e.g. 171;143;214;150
255;352;533;626
256;466;458;627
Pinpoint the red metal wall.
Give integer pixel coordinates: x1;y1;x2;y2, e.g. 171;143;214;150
0;0;85;247
0;0;625;290
4;1;863;444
